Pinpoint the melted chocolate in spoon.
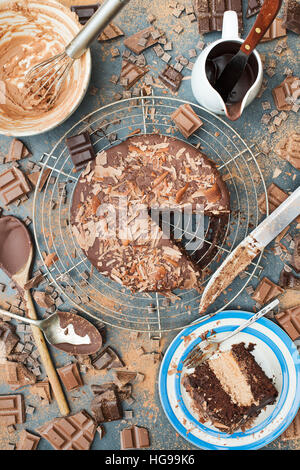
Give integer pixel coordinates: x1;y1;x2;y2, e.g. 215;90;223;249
0;216;32;277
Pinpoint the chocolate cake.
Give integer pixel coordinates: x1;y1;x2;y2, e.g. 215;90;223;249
70;134;230;293
183;342;278;433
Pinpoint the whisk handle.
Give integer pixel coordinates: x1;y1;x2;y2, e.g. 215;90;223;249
66;0;130;59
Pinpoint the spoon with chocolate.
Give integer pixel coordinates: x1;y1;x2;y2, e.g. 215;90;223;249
0;308;102;356
214;0;282;103
0;216;69;415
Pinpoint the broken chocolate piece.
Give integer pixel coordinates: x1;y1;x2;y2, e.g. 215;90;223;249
272;76;300;111
38;410;97;450
98;22;124;41
279;269;300;290
71;4;99;25
57;363;83;391
17;430;40;450
171;104;203;138
120;425;150;449
31;380;52;404
92;347;124;370
91;389;122;423
114;370;138;386
33;291;55;309
252;277;284;305
120;60;147;90
6;139;31;162
261;18;286;42
5;362;36;389
283;0;300;35
258;183;288;214
275;133;300;170
246;0;262;18
0;321;19;355
281;411;300;440
24;273;44;290
0;167;31;205
158;64;183;92
276;305;300;340
66;131;96;171
27;168;51;192
194;0;243;34
0;394;25;425
293;235;300;272
124;26;159;54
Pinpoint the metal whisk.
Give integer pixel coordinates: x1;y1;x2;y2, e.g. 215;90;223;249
25;0;130;107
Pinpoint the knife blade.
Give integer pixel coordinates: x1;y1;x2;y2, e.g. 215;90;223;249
198;185;300;316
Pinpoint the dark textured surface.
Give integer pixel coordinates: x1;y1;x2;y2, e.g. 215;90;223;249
0;0;299;451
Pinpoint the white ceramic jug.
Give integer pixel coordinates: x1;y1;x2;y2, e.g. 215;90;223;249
191;11;263;120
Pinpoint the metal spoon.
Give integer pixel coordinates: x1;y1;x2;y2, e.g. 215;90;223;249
184;298;279;369
0;308;102;356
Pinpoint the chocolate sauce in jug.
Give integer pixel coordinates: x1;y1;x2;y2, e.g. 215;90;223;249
205;41;258;120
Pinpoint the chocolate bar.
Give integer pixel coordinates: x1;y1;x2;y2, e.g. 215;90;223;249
171;104;203;138
246;0;262;18
17;430;40;450
0;394;25;425
279;270;300;290
251;277;284;305
275;133;300;170
71;4;99;25
194;0;243;34
261;18;286;42
283;0;300;35
120;425;150;449
6;139;31;162
276;306;300;340
66;131;95;171
57;363;83;391
258;183;288;214
272;76;300;111
98;23;124;41
124;26;159;54
120;60;147;90
0;167;31;205
158;64;183;92
5;362;36;389
281;411;300;440
91;388;122;423
38;410;97;450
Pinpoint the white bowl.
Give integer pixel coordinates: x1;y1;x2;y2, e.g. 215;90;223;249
0;0;91;136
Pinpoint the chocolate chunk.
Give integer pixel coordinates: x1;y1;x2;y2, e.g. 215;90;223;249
66;131;96;171
283;0;300;35
31;380;52;403
92;347;124;370
27;168;51;192
57;363;83;391
171;104;203;138
275;133;300;170
261;18;286;42
114;370;138;386
24;273;44;290
158;64;183;92
252;277;284;305
91;382;117;395
120;60;147;90
194;0;243;34
120;425;150;449
281;411;300;440
0;321;19;355
98;22;124;41
293;235;300;272
124;26;159;54
0;394;25;425
276;306;300;340
246;0;262;18
279;269;300;290
17;430;40;450
258;183;288;214
38;410;97;450
272;76;300;111
33;291;55;308
71;4;99;25
0;167;31;205
91;389;122;423
6;139;31;162
5;362;36;389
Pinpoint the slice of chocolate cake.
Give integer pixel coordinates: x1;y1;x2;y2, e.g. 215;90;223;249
183;342;278;433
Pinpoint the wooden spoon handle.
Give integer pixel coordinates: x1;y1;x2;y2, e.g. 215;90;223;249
23;289;70;416
240;0;283;55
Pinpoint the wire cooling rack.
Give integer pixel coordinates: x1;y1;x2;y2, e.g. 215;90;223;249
33;95;268;334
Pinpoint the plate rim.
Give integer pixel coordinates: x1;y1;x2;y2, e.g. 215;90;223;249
159;310;300;450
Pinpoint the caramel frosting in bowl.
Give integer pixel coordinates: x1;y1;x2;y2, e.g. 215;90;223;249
0;0;91;136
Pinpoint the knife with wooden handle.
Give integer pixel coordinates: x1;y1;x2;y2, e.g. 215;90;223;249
198;186;300;316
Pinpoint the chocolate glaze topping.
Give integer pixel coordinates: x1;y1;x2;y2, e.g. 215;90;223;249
0;216;32;276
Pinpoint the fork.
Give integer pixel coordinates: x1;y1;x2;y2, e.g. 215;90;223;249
183;298;279;369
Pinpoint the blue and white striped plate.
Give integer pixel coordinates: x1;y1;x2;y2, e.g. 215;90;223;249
159;311;300;450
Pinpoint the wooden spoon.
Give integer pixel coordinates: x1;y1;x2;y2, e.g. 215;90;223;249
0;216;70;416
